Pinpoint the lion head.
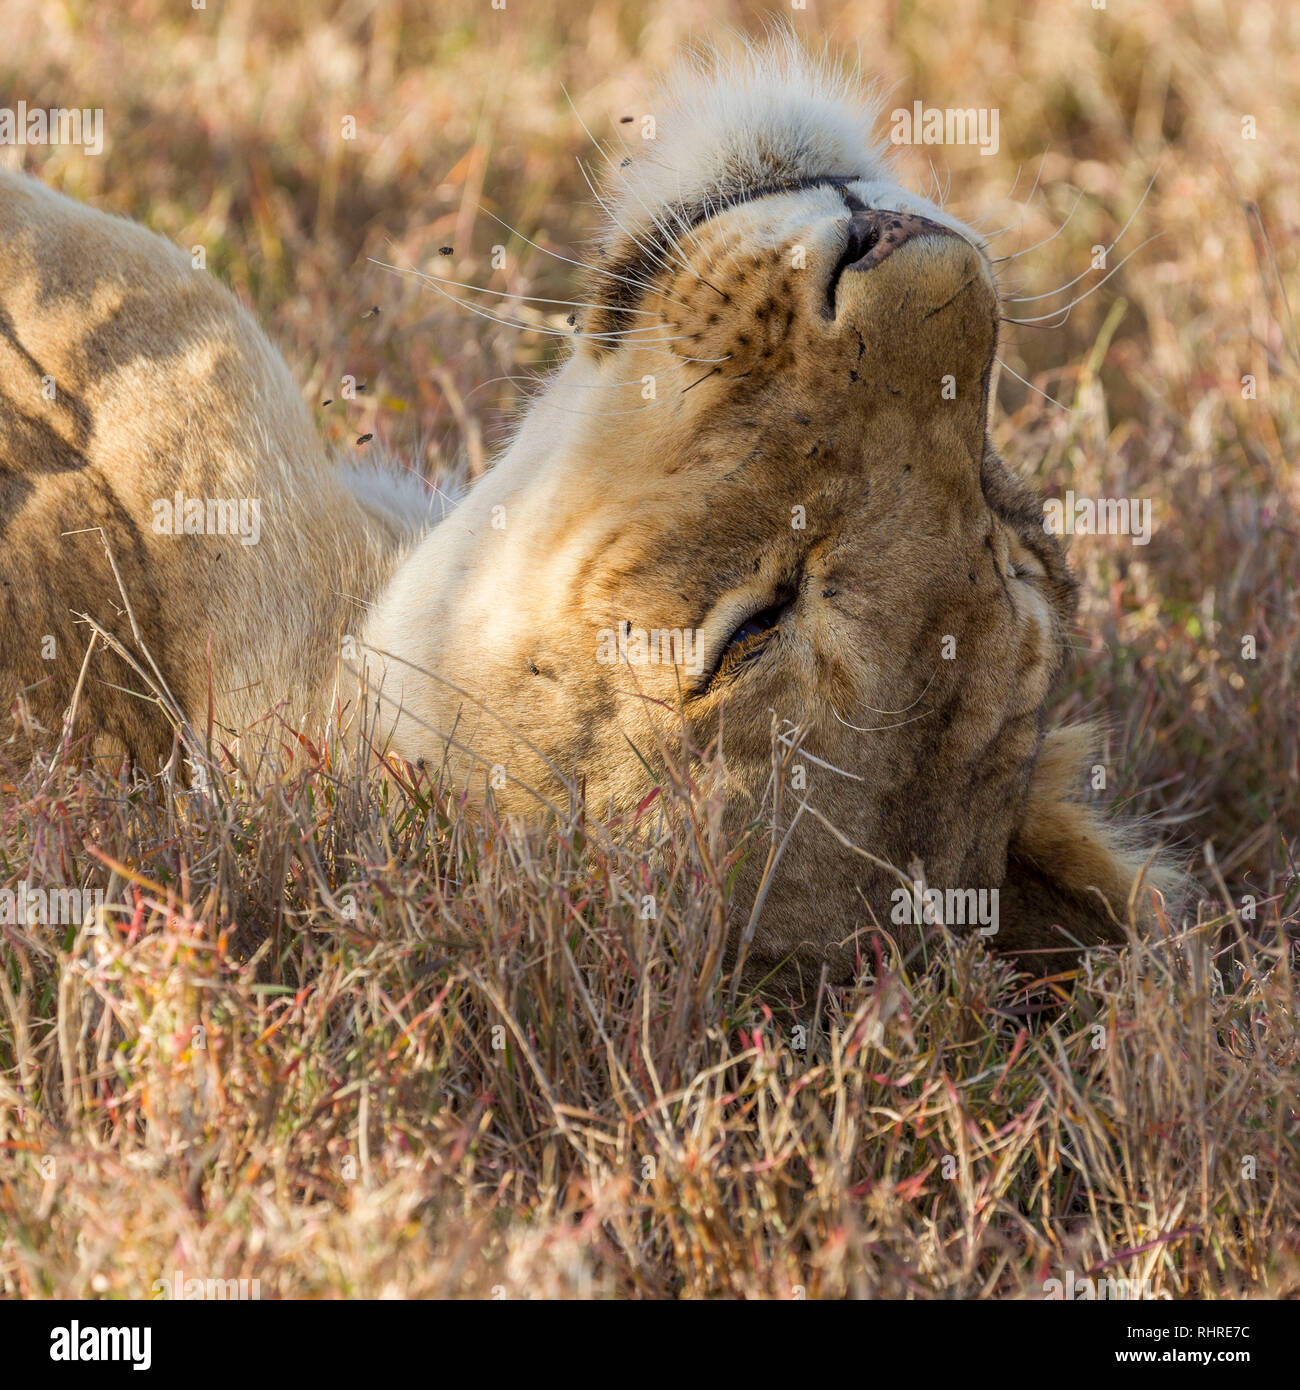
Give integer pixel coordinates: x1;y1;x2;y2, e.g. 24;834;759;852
364;41;1181;986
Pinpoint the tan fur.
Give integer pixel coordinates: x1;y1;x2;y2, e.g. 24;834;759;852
0;169;424;768
0;46;1185;987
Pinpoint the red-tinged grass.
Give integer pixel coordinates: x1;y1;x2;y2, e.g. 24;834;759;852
0;739;1297;1298
1;0;1298;1298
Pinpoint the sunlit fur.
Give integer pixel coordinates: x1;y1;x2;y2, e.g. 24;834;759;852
0;39;1183;988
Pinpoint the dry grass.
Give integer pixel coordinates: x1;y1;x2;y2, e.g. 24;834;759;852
1;0;1297;1298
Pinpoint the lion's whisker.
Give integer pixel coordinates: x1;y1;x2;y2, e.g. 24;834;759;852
387;267;666;317
697;190;735;259
1101;163;1163;254
988;191;1083;267
967;158;1027;229
1003;268;1096;304
669;171;712;256
563;85;714;294
850;666;939;716
475;206;693;309
998;164;1159;301
1000;169;1159;298
680;366;722;394
374;258;697;345
831;703;937;734
583;148;722;294
645;203;731;300
462;355;731;409
979;158;1050;244
926;158;945;207
575;156;696;287
469;355;728;395
994;357;1079;413
1001;233;1162;325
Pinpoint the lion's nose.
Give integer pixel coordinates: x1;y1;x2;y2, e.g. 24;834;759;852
825;208;967;316
842;208;959;272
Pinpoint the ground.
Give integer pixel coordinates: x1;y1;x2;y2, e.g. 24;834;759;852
0;0;1297;1298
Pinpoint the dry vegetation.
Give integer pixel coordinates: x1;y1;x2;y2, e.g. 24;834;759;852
1;0;1297;1298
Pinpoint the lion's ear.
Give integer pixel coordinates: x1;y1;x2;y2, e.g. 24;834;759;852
995;724;1183;958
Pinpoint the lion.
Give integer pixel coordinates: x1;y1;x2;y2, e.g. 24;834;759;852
0;40;1184;987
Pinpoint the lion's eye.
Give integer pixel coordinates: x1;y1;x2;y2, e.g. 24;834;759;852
697;594;793;695
722;603;784;653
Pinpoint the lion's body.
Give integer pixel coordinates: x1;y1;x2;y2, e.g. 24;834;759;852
0;169;428;766
0;41;1184;984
